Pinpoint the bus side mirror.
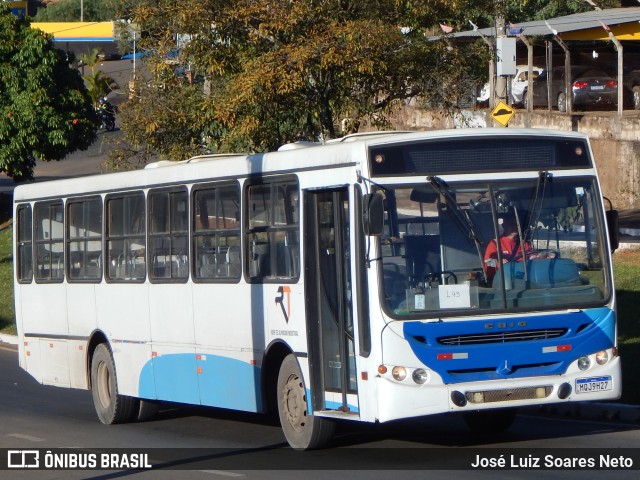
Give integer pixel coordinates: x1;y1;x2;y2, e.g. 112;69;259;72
363;192;384;236
606;209;619;253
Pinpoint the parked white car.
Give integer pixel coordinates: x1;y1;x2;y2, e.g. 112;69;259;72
477;65;543;106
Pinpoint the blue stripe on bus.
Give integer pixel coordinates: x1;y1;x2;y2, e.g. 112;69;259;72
402;307;615;384
139;353;262;412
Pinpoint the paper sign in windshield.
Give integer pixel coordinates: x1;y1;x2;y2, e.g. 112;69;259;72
439;284;471;309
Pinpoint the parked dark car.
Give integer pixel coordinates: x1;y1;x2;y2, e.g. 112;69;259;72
523;66;618;112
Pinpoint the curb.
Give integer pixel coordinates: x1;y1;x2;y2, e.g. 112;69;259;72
0;333;18;345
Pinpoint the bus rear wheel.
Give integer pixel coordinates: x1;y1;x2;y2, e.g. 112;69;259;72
277;354;335;450
90;343;138;424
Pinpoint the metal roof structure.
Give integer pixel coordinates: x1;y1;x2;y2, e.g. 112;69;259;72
31;22;115;42
450;7;640;41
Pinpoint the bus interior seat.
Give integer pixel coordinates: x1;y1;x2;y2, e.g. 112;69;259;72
383;257;407;304
226;245;241;277
276;243;299;278
197;245;240;279
438;204;487;277
250;242;270;277
198;253;217;278
404;235;441;285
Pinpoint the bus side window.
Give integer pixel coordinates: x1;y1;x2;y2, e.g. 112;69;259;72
16;204;33;283
106;193;146;282
34;201;64;283
67;197;102;282
245;177;299;282
193;182;241;282
149;188;188;282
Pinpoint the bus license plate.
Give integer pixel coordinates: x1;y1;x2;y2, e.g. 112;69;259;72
576;376;612;393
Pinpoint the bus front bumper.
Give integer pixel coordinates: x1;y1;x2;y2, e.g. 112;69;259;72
374;354;621;423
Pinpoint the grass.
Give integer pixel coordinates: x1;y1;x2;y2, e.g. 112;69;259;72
611;248;640;404
1;224;639;402
0;225;15;335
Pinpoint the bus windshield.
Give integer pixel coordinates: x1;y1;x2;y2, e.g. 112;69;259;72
379;176;610;316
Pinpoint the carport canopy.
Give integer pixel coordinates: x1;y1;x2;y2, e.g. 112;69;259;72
445;7;640;113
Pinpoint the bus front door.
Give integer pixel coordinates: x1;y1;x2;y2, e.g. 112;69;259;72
304;188;358;413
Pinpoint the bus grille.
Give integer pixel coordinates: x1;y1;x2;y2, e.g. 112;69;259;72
465;386;553;404
437;328;567;346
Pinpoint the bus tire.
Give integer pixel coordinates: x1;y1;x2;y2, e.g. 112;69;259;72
90;343;138;424
137;400;160;422
277;354;335;450
463;408;518;433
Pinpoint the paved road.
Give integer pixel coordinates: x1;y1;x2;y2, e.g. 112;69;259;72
1;343;640;479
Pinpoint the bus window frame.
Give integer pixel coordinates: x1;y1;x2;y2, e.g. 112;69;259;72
15;203;33;284
244;175;300;284
191;180;242;284
104;191;147;284
66;195;103;284
33;200;65;284
147;186;190;284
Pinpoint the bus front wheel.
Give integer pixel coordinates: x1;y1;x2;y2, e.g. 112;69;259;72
90;343;138;424
277;354;335;450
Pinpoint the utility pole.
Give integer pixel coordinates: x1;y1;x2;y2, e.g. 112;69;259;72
494;15;507;107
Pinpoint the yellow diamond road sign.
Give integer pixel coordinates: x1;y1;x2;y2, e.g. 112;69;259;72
491;101;515;127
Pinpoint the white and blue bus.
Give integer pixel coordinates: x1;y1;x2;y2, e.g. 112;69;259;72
13;129;621;449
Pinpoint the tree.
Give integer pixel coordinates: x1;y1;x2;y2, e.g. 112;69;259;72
34;0;119;22
111;0;492;160
79;48;119;106
471;0;620;28
0;4;97;180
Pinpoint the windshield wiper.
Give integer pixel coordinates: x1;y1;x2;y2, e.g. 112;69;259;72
525;171;551;243
427;176;485;270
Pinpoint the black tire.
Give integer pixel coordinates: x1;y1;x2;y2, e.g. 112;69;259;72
463;408;518;433
90;343;138;424
137;399;160;422
105;119;115;132
522;90;530;110
277;354;335;450
633;86;640;111
557;92;567;112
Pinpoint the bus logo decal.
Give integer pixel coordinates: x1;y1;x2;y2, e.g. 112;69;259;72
275;286;291;323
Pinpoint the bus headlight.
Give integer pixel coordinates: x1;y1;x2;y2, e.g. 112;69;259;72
392;366;407;381
577;356;591;371
596;350;609;365
412;368;428;384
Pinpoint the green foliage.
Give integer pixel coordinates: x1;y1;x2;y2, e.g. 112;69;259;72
109;0;622;162
469;0;620;28
0;4;97;180
34;0;119;22
79;48;119;105
116;78;211;161
111;0;492;159
613;250;640;404
614;264;640;343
